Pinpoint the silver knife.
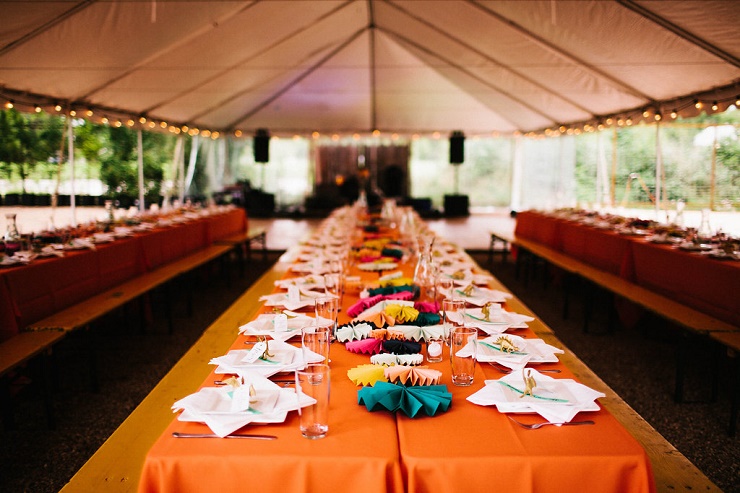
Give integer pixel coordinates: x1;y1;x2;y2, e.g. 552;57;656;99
172;432;277;440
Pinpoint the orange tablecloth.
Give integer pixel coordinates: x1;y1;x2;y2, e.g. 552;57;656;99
139;226;655;493
515;210;739;327
0;208;246;341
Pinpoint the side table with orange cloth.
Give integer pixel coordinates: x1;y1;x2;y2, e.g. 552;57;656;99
631;240;740;327
0;207;247;341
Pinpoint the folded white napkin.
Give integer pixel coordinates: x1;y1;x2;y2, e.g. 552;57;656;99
173;371;314;437
467;369;604;423
259;292;317;311
472;335;563;370
239;313;314;342
451;286;512;306
275;275;326;291
464;308;534;335
210;340;323;377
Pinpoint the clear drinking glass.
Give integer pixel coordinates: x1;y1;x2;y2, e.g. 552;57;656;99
450;327;477;386
302;325;331;364
315;296;338;339
295;364;330;439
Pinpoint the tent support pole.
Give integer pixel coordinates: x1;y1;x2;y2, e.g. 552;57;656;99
655;122;662;218
68;114;76;226
710;126;717;210
138;129;145;212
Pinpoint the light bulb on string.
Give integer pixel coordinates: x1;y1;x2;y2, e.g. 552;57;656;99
670;109;678;119
5;100;14;109
34;105;42;113
54;103;62;112
711;101;718;111
694;100;703;110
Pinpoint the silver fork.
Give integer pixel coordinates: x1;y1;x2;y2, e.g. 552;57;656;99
507;415;595;429
487;362;560;374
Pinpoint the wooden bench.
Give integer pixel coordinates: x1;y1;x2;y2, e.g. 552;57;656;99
59;264;287;493
0;330;66;429
27;244;233;335
514;236;739;434
24;244;233;393
215;228;268;276
60;258;718;493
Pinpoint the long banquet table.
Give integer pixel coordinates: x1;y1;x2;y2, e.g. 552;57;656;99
138;211;655;493
0;207;247;342
514;210;740;328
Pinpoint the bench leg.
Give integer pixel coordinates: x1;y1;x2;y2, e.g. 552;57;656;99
674;331;688;403
39;350;56;430
730;350;738;437
84;326;100;393
165;283;174;335
0;375;15;430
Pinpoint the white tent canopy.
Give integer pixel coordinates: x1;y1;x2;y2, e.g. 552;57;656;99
1;0;738;136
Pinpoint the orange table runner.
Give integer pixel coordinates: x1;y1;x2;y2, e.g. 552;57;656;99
138;218;655;493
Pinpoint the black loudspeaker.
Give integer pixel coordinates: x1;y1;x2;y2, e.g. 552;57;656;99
449;131;465;164
254;128;270;163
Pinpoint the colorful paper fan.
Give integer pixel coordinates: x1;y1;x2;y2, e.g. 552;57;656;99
397;324;446;342
347;364;387;386
369;284;418;296
346;338;384;355
409;313;441;326
355;311;396;328
370;353;424;366
335;322;376;342
382;340;422;355
347;295;385;318
384;304;420;323
414;301;439;313
357;381;453;418
385;366;442;386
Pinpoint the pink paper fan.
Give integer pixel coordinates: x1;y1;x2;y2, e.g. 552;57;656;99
346;338;384;355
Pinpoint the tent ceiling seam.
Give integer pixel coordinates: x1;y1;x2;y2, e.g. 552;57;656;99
616;0;740;69
379;27;554;128
79;1;261;104
384;0;593;118
226;27;369;130
142;0;355;118
0;0;98;57
368;0;378;131
468;0;652;103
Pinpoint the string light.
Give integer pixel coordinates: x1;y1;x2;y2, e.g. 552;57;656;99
372;129;381;137
432;131;440;139
101;116;109;124
159;121;167;129
34;105;42;113
147;121;155;128
139;116;147;124
5;100;14;109
233;129;241;137
694;100;703;110
69;109;77;116
711;101;718;111
311;131;320;139
85;109;93;117
654;113;662;121
54;103;62;112
642;109;650;118
126;119;135;127
670;109;678;119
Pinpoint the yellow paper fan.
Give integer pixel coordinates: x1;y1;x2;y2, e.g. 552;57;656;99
347;364;388;386
384;304;419;323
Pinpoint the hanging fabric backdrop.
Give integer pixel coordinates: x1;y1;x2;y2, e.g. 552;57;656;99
314;144;410;200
